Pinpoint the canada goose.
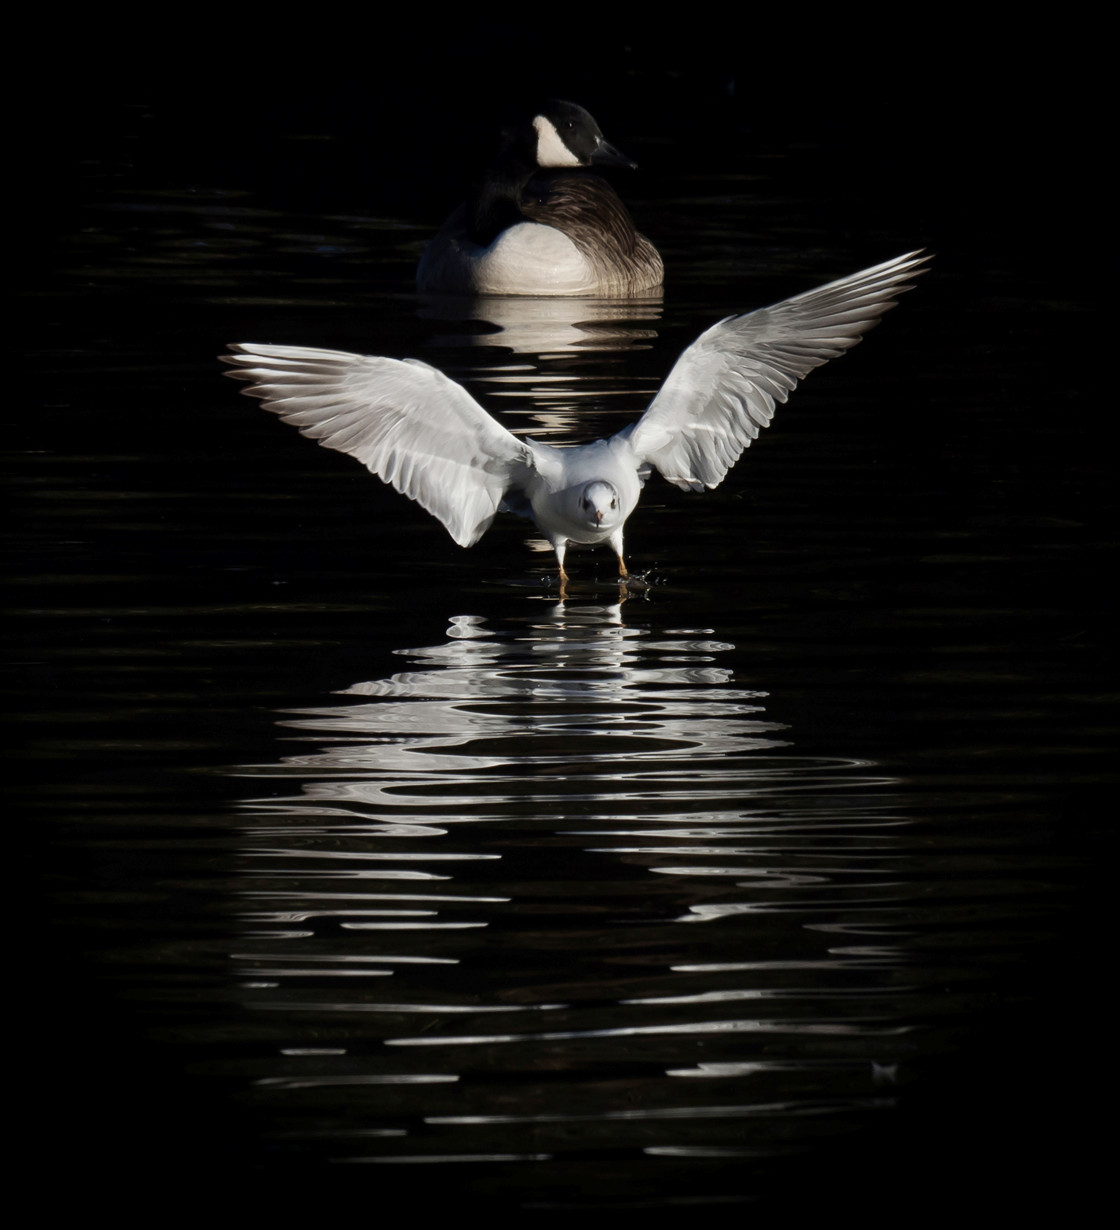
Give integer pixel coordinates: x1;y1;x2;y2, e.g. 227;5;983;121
227;251;928;591
416;99;663;297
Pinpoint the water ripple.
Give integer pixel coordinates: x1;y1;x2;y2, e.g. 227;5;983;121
228;605;930;1183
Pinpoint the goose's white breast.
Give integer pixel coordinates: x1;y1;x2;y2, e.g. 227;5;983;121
472;222;597;295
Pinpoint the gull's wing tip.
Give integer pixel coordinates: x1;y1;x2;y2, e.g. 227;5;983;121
879;248;934;280
221;341;270;360
220;342;270;390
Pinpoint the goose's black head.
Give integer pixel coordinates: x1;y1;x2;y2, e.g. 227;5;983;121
531;99;638;171
468;100;638;247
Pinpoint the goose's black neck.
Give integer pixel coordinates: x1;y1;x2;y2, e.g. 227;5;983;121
466;120;542;247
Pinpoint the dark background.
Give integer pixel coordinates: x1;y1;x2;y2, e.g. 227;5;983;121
27;24;1091;272
17;22;1106;1218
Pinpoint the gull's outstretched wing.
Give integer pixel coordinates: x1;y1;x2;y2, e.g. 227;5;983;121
223;343;538;546
624;251;930;491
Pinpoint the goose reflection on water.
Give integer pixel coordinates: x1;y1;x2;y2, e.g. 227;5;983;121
415;292;665;446
417;285;664;359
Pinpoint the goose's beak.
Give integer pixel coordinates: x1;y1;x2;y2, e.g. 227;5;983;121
591;140;638;171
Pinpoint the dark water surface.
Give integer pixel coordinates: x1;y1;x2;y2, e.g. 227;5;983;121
16;56;1106;1215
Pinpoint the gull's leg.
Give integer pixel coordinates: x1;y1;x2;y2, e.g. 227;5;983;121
554;540;570;600
609;529;629;579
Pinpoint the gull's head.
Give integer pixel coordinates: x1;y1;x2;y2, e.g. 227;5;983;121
579;480;622;529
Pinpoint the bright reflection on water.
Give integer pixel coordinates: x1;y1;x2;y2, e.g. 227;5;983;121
232;604;911;1188
417;293;664;357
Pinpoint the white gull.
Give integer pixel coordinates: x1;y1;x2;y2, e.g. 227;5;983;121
224;251;929;591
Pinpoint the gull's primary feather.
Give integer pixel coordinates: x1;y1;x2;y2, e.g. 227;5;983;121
225;343;536;547
625;251;928;491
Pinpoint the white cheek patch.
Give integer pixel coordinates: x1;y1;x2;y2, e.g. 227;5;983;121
533;115;582;167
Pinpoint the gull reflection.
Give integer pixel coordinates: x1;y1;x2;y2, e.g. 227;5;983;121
231;604;908;1167
235;603;896;966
